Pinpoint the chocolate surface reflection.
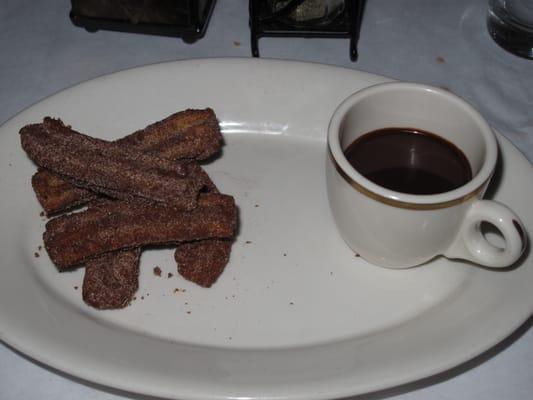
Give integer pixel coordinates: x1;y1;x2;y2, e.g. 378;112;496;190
344;128;472;195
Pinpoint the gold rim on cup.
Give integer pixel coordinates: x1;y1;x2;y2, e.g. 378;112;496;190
328;147;488;210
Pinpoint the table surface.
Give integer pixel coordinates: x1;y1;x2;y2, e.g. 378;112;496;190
1;0;532;399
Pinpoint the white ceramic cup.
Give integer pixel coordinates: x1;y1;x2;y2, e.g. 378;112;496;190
326;82;527;268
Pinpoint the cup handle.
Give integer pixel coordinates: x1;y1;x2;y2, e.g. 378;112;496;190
444;200;527;267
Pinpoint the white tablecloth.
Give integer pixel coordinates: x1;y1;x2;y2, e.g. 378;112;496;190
1;0;532;399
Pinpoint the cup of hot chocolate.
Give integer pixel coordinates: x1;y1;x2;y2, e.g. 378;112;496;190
326;82;527;268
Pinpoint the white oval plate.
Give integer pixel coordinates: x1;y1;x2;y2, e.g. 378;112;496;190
0;58;532;400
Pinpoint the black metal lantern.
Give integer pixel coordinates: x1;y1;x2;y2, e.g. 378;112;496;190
70;0;217;43
249;0;365;61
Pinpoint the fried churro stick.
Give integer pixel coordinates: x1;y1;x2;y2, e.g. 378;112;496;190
175;239;233;287
33;162;217;215
82;249;141;309
44;193;237;270
32;109;222;215
32;168;97;214
21;118;204;210
171;174;234;288
117;108;222;160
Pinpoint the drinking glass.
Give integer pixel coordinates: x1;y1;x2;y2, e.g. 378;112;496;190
487;0;533;59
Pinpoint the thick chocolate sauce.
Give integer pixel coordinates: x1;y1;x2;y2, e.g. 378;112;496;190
344;128;472;195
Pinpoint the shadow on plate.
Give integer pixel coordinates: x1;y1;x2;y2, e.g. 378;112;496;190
2;311;532;400
343;313;533;400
